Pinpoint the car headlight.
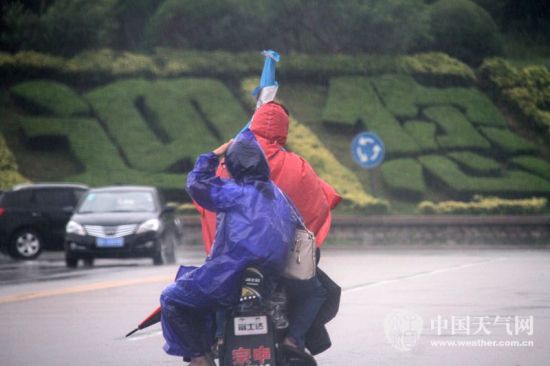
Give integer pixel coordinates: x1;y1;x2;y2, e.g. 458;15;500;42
66;220;86;236
136;218;161;234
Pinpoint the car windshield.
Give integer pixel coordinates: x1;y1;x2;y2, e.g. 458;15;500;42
78;191;156;213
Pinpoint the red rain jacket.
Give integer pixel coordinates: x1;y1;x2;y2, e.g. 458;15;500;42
196;102;341;253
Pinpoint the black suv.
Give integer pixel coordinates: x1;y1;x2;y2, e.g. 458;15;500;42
0;183;88;259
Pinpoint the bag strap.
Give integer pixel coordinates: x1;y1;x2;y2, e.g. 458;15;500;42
274;185;313;236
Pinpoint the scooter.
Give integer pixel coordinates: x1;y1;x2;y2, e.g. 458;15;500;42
125;267;318;366
218;267;317;366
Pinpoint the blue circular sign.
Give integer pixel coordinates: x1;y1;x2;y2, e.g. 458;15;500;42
351;132;385;169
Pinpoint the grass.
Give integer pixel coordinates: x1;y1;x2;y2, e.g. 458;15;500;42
403;121;438;151
322;76;421;155
423;106;491;150
276;82;327;124
510;156;550;180
85;77;247;172
10;80;90;117
16;115;183;188
371;74;507;127
479;127;538;153
419;155;550;195
380;158;426;198
447;152;501;174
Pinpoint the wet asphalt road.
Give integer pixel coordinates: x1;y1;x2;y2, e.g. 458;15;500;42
0;244;549;366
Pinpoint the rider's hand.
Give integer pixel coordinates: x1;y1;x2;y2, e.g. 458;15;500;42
213;140;233;157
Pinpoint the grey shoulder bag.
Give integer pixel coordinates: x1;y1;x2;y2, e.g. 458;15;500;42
277;187;316;280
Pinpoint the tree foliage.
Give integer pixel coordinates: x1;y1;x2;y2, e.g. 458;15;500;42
430;0;503;65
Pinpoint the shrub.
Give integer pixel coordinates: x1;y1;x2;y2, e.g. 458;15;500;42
323;77;374;126
400;52;476;86
144;0;430;55
418;196;547;214
429;0;503;65
0;133;27;190
85;77;247;172
0;48;495;87
381;158;426;198
323;76;421;155
479;127;538;153
371;74;506;126
37;0;118;56
16;115;183;189
0;132;19;172
0;2;41;53
276;82;327;124
447;152;500;174
510;156;550;181
479;58;550;138
371;74;419;119
403;121;438;151
419;155;550;196
144;0;259;51
66;49;159;78
424;106;491;149
10;80;90;117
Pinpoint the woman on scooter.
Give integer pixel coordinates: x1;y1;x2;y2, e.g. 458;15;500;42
160;129;298;366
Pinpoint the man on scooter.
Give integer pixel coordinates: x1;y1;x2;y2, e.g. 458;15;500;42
160;130;298;366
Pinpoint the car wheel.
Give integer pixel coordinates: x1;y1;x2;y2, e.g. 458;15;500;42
65;254;79;268
9;229;43;260
83;257;95;267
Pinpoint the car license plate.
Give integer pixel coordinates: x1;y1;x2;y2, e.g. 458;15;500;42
234;316;268;336
96;237;124;248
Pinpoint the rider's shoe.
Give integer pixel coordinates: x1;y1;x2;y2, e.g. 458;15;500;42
187;353;215;366
281;337;317;366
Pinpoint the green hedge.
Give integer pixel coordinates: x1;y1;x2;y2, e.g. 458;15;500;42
322;76;421;155
447;151;501;174
403;121;439;151
479;58;550;139
419;155;550;195
381;158;426;198
10;80;90;117
1;48;485;86
371;73;506;126
85;77;246;172
322;77;376;126
16;115;183;188
479;127;537;153
510;156;550;180
429;0;503;65
418;196;547;214
424;106;491;149
275;81;327;124
0;133;27;189
370;74;419;119
400;52;476;86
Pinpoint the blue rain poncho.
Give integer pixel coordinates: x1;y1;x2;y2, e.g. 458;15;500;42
160;130;297;358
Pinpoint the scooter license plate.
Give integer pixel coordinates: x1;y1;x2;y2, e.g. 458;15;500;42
234;316;268;336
